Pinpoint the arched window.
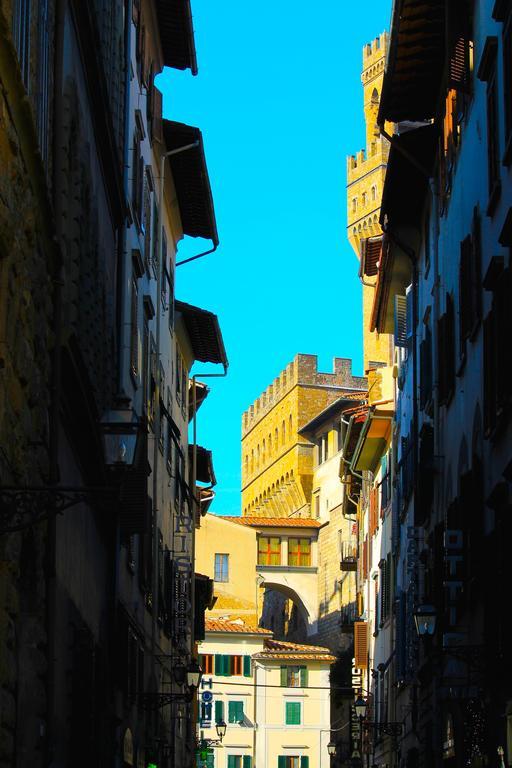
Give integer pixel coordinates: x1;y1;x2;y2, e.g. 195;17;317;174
371;87;379;104
275;427;279;448
352;197;357;213
282;420;286;445
362;191;367;207
289;414;293;438
262;439;266;464
268;433;272;456
371;185;377;201
256;444;260;469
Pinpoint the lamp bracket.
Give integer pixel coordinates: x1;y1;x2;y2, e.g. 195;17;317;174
138;691;193;710
0;486;117;534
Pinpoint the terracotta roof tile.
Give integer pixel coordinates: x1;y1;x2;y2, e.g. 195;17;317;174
205;618;273;635
252;637;336;662
253;652;336;662
222;516;322;528
264;638;332;653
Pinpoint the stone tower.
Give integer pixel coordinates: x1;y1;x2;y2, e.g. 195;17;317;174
346;32;392;371
241;354;366;518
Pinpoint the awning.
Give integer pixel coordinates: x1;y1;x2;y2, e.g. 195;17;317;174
194;573;216;641
163;121;218;244
360;235;383;278
155;0;197;75
351;405;394;474
342;407;369;464
369;236;412;335
175;300;228;366
197;487;215;515
189;444;216;485
298;394;367;440
380;124;439;228
188;380;209;422
378;0;446;124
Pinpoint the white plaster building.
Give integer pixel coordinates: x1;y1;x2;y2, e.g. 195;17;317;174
197;619;334;768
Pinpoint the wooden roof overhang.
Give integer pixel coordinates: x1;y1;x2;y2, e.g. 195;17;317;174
378;0;446;124
175;300;228;366
163;121;218;245
155;0;198;75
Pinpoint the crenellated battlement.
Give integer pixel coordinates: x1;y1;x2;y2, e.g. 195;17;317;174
242;354;366;435
362;32;388;74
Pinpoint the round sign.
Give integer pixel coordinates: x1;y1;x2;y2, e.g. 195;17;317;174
202;690;213;702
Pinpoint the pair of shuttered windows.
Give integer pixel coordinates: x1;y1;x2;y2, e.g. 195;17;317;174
278;757;309;768
280;666;308;687
227;757;252;768
214;700;244;724
213;655;251;677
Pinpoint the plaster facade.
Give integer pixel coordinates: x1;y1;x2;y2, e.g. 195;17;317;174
195;514;259;625
198;620;333;768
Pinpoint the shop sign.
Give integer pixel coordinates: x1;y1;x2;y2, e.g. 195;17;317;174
200;677;213;727
444;529;464;630
123;728;134;766
172;507;194;653
350;705;362;759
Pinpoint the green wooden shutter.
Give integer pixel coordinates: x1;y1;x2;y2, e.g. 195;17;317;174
285;702;301;725
206;753;215;768
280;666;287;687
215;655;222;674
228;757;236;768
215;700;224;723
223;655;231;676
243;655;251;676
236;701;244;722
278;757;286;768
300;666;308;687
243;757;252;768
301;758;309;768
228;701;236;723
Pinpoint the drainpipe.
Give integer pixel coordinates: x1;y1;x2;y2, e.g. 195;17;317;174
152;138;199;697
176;242;218;268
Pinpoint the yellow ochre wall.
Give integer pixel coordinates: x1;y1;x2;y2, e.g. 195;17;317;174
346;32;392;371
241;355;366;518
195;514;259;624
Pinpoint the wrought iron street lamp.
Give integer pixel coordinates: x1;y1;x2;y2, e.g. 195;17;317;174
0;396;141;534
139;660;203;709
413;604;437;637
354;694;367;720
100;396;140;467
327;742;337;757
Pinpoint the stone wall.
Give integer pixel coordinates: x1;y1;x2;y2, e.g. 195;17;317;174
1;4;56;762
242;355;366;516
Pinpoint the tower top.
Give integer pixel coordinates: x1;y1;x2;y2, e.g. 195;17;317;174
362;32;388;78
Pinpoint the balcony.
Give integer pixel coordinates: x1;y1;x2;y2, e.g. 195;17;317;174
340;541;358;572
340;602;358;633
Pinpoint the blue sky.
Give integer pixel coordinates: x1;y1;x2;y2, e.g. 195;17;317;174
158;0;391;516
